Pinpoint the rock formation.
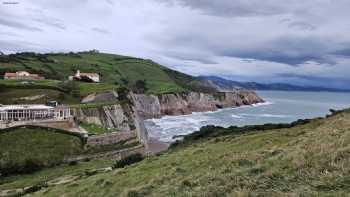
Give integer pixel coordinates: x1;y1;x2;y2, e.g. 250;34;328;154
76;90;264;146
133;91;264;119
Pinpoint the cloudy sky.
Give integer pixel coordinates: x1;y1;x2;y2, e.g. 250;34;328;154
1;0;350;88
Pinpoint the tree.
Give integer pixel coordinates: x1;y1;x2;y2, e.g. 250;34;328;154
134;80;148;94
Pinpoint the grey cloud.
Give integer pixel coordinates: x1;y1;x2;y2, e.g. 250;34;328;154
163;50;218;64
288;21;316;31
91;27;110;34
1;0;350;88
219;36;335;65
160;0;302;17
0;30;19;37
0;18;42;32
0;40;43;52
155;28;337;65
333;48;350;57
33;18;66;30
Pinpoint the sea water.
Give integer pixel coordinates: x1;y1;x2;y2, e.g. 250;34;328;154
145;91;350;142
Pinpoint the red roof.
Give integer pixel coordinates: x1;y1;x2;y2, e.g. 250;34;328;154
4;72;17;77
80;73;99;77
4;72;40;78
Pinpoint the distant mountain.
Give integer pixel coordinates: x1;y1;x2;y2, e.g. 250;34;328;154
198;76;350;92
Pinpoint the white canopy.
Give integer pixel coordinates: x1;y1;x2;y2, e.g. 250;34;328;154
0;105;54;111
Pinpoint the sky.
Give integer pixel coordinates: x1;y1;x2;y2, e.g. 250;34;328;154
1;0;350;88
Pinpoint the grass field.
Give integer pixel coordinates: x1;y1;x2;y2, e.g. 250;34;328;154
0;160;114;191
0;127;84;176
0;79;119;104
0;52;197;94
2;108;350;196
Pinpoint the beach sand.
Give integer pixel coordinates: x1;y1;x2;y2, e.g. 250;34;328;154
147;138;170;154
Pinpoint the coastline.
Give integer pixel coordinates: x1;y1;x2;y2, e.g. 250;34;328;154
145;91;350;144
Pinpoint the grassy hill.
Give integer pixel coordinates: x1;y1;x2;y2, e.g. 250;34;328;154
0;127;84;176
0;126;139;177
0;51;215;96
2;108;350;196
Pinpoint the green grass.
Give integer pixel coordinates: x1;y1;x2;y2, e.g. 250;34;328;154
0;127;84;175
0;52;212;94
80;123;112;134
69;101;121;109
7;108;350;196
0;160;114;191
84;139;140;155
0;79;119;104
0;88;79;104
76;82;117;96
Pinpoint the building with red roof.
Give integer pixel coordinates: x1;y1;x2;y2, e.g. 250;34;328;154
4;71;45;80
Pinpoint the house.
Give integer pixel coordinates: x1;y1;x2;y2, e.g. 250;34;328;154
69;70;100;83
0;104;71;122
4;71;44;80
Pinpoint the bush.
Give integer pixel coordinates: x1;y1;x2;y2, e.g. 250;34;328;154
0;159;44;176
68;160;79;166
133;80;148;94
113;153;144;169
170;118;314;149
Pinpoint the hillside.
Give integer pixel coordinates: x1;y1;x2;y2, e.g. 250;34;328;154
199;76;350;92
2;108;350;196
0;51;215;96
0;126;139;176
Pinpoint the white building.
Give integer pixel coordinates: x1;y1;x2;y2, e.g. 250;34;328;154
69;70;100;83
0;104;71;122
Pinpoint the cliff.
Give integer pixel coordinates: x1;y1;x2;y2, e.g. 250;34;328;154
72;90;148;145
74;90;263;145
133;90;264;119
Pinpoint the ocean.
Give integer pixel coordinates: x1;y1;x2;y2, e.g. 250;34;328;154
145;91;350;142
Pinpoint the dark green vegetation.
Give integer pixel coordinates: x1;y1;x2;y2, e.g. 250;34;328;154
112;153;144;169
2;108;350;196
0;51;212;96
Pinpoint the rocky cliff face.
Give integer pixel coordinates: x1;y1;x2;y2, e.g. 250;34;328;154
72;90;148;145
75;90;263;146
72;104;134;132
133;91;264;119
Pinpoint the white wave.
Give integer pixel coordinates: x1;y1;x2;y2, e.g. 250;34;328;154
231;114;242;118
260;114;290;118
145;100;276;142
251;101;274;107
239;113;290;118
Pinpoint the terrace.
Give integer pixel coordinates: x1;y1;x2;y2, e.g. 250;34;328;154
0;104;71;123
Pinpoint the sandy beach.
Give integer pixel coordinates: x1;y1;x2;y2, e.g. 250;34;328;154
147;138;170;154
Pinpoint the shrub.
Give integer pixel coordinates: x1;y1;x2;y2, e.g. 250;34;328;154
113;153;144;169
68;160;79;166
0;159;44;176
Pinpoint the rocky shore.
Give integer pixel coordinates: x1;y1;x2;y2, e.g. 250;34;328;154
77;90;264;153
